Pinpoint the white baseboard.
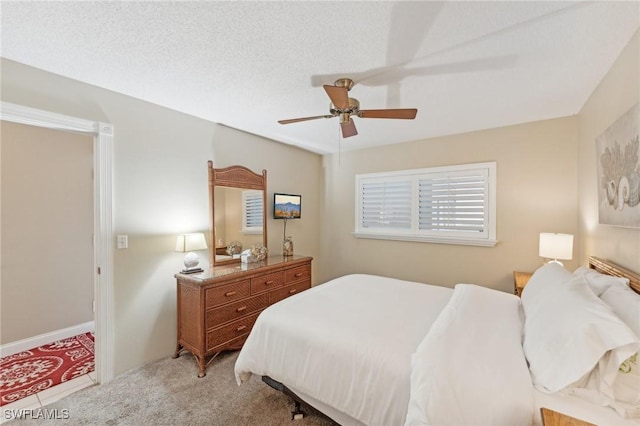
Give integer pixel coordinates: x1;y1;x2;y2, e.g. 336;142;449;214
0;321;95;357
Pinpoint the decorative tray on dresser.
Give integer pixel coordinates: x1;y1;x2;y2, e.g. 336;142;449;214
174;255;312;377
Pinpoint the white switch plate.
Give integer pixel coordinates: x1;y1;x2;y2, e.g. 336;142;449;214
117;235;128;249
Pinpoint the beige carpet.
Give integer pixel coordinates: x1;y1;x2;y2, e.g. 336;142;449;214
7;351;337;425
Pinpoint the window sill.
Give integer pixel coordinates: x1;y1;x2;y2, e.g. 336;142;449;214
352;231;498;247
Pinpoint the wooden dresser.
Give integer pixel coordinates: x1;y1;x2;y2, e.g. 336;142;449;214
174;255;312;377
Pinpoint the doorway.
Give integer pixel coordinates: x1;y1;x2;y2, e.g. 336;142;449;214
0;101;114;384
1;121;94;342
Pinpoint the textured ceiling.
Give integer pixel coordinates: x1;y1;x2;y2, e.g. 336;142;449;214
1;1;638;154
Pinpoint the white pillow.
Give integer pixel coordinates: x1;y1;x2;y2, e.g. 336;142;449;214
522;275;639;398
520;262;573;307
601;285;640;337
520;263;572;334
573;266;630;296
600;285;640;417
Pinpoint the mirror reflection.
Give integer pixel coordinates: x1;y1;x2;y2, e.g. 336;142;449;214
208;162;267;267
213;186;264;263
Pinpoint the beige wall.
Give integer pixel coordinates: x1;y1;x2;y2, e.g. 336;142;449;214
319;117;579;292
0;59;322;375
577;30;639;272
1;121;94;343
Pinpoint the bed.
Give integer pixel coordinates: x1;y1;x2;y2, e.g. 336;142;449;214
234;257;640;425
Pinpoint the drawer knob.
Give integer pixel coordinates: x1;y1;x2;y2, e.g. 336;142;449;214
236;325;247;332
294;272;303;278
289;289;297;294
265;280;274;285
236;306;247;312
225;291;237;297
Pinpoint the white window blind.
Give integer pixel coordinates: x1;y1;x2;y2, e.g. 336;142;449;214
354;162;497;246
242;190;263;234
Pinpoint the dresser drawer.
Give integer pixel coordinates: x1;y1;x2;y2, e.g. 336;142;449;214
285;264;311;283
269;280;311;305
250;271;285;294
210;333;248;353
206;293;268;328
206;312;260;351
205;280;251;308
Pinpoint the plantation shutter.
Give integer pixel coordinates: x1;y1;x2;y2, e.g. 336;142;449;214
418;170;488;236
354;162;496;246
243;190;263;233
360;179;412;230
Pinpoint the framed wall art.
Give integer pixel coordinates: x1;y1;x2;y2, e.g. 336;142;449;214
596;103;639;228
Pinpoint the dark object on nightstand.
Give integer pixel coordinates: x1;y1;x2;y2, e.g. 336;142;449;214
513;271;533;297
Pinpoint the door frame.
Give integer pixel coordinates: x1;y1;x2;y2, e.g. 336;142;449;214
1;101;114;383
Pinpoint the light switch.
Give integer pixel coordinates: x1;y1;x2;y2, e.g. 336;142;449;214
117;235;128;249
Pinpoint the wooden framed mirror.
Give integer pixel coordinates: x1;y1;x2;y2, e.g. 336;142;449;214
208;161;267;267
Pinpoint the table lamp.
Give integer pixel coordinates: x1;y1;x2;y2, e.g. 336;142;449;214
539;233;573;266
176;233;208;274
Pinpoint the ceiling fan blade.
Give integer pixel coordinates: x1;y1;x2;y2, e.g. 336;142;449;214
278;115;333;125
323;85;349;109
360;109;417;119
340;119;358;138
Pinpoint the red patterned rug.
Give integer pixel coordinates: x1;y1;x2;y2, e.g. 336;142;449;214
0;332;94;406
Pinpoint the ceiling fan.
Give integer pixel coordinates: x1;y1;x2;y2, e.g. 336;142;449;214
277;78;417;138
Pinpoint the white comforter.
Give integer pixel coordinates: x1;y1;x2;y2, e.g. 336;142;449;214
235;274;453;425
235;275;534;425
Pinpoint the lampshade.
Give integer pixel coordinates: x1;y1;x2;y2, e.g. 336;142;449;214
175;233;208;253
539;233;573;264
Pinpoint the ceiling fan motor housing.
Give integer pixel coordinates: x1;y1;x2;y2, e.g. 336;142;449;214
330;97;360;119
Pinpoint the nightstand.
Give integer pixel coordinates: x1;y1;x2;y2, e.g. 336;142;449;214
540;408;595;426
513;271;533;297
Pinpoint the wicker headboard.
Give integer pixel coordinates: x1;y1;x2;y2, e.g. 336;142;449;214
588;256;640;295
